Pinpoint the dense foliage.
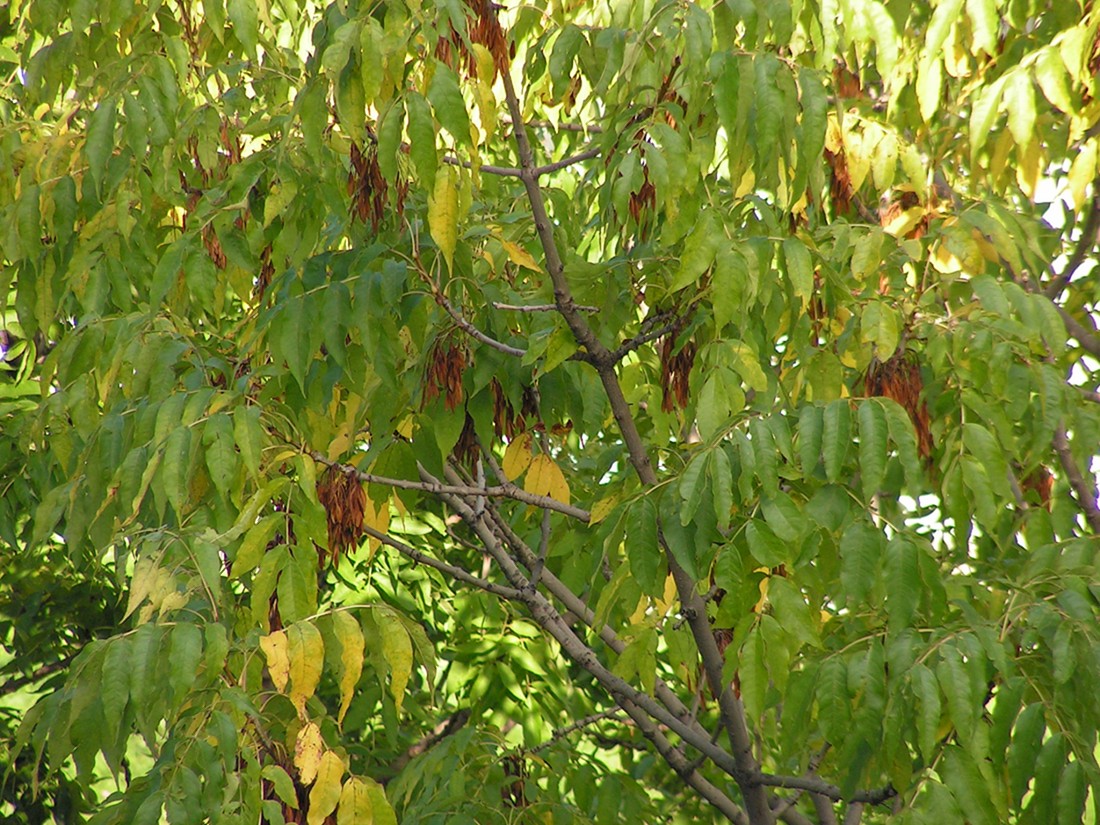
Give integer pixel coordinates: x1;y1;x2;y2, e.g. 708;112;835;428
2;0;1099;823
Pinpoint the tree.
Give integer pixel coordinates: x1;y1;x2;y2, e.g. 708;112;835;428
2;0;1099;822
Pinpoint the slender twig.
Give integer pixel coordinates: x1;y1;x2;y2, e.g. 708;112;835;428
506;118;605;134
309;452;591;522
1052;425;1100;532
1045;179;1100;299
1009;262;1100;359
609;311;681;362
531;709;627;752
492;301;599;313
430;287;527;358
389;709;471;774
1080;388;1100;404
442;146;601;178
360;522;522;599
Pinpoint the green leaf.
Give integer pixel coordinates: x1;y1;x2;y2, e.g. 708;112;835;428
1056;760;1087;825
860;301;899;359
550;25;584;99
910;663;941;761
262;765;299;809
226;0;258;55
937;646;976;744
798;404;823;476
670;209;721;291
100;638;131;736
406;92;437;188
234;404;263;481
709;447;733;534
767;576;818;647
884;538;919;632
857;399;888;500
746;519;789;567
85;97;118;195
625;497;661;595
162;426;193;516
760;492;806;543
427;61;470;144
782;237;813;303
231;514;281;579
739;627;767;720
839;521;882;605
942;745;998;825
168;622;203;702
679;452;709;526
822;399;851;484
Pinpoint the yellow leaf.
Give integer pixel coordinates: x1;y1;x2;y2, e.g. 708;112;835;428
288;621;324;716
338;777;373;825
332;611;364;726
295;722;324;785
307;751;345;825
1069;138;1097;210
588;494;619;525
500;238;543;273
428;166;458;272
260;630;290;693
1016;138;1041;199
524;454;571;506
501;432;534;480
882;206;925;238
378;609;413;713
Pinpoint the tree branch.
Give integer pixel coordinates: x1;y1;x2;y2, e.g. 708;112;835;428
1052;424;1100;533
442;146;601;178
499;61;772;824
756;774;896;806
359;522;522;599
427;282;527;358
0;656;75;697
609;310;681;362
434;479;749;824
492;301;599;313
1045;178;1100;300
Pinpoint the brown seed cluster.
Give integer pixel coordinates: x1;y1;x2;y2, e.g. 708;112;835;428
423;338;467;412
180;122;246;269
349;141;398;231
660;322;697;412
316;466;366;567
864;351;933;460
435;0;510;80
824;146;854;216
1020;465;1053;510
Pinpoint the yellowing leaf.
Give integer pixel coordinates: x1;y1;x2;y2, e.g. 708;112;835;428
295;722;324;785
338;777;373;825
588;495;619;525
882;206;925;238
307;751;345;825
428;166;458;272
378;611;413;712
1068;139;1097;210
524;454;571;506
500;238;542;272
1016;138;1041;199
502;432;534;480
288;620;324;716
260;630;290;693
332;611;364;726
